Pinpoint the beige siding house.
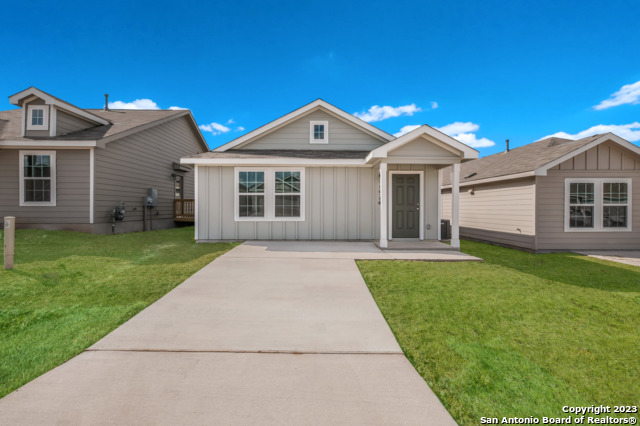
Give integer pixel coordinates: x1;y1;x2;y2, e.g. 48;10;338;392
0;87;208;233
182;99;478;248
441;134;640;251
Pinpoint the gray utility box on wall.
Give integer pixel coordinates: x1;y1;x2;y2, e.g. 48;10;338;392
144;187;158;207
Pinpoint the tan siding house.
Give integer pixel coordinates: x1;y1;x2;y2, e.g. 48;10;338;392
182;99;478;248
0;87;208;233
442;134;640;251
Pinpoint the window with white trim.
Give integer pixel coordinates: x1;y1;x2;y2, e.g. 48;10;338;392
19;151;56;206
310;120;328;144
26;105;49;130
565;178;631;231
235;168;304;221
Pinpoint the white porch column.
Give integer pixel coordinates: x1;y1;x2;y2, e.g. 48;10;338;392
451;163;460;249
379;162;388;248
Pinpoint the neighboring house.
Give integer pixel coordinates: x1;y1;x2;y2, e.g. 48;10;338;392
441;133;640;251
181;99;478;248
0;87;208;233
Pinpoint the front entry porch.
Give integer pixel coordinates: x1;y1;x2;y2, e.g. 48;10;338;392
378;161;461;250
366;126;475;251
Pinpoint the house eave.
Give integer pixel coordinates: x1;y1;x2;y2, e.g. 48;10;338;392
0;140;99;148
441;171;536;189
180;157;370;167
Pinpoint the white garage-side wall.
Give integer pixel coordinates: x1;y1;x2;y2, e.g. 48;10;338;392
442;177;536;250
197;166;381;240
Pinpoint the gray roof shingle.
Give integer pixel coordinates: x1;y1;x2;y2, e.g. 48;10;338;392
0;108;185;141
441;135;604;185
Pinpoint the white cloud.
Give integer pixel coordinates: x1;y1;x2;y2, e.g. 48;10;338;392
594;80;640;110
436;122;494;148
169;106;188;110
108;99;160;110
449;132;495;148
540;122;640;142
392;121;495;148
394;125;421;137
199;122;231;135
436;121;479;136
354;103;422;123
431;101;438;109
236;126;245;131
227;119;235;124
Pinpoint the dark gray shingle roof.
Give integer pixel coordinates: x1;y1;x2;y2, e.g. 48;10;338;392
442;135;605;185
0;108;185;141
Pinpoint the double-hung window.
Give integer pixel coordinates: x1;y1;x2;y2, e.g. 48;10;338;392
565;178;631;231
19;150;56;206
236;168;304;221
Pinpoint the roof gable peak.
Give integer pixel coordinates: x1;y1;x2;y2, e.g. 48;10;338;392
213;99;395;152
9;87;110;126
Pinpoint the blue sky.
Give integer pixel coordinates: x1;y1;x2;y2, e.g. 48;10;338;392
2;0;639;155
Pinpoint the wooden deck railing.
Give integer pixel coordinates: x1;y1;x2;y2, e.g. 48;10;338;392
174;199;195;222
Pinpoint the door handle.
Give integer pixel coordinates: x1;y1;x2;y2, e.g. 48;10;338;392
416;203;420;211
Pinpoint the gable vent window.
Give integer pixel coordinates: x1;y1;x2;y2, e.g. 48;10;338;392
26;105;49;130
310;120;328;144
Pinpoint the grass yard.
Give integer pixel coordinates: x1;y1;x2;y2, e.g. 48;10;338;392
0;227;238;398
358;241;640;425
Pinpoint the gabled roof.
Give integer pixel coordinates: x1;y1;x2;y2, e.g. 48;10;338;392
441;133;640;186
9;87;110;126
213;99;395;152
0;108;208;150
366;124;478;163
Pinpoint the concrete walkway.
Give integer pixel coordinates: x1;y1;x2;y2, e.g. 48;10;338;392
574;250;640;268
0;241;465;425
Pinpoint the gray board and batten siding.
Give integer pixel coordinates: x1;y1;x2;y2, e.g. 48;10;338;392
239;110;387;151
197;166;380;240
92;115;202;233
0;149;91;229
442;140;640;251
536;141;640;251
196;163;441;241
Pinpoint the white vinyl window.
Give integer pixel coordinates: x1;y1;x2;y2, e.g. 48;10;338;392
26;105;49;130
310;120;328;144
565;178;631;232
235;168;304;221
19;150;56;206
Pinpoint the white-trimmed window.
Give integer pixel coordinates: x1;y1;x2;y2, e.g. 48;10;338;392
26;105;49;130
310;120;328;144
235;168;304;221
565;178;631;232
19;150;56;206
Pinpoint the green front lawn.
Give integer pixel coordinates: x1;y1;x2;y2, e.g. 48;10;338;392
0;227;238;398
358;241;640;425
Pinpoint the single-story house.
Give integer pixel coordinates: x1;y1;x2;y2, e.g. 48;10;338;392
181;99;478;248
441;133;640;251
0;87;209;233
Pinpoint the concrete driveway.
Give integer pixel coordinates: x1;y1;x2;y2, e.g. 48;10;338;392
0;241;460;425
574;250;640;267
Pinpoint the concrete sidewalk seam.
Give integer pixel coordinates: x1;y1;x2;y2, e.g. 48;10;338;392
85;348;405;355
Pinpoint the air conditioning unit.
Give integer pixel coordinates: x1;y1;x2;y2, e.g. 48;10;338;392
440;219;451;240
